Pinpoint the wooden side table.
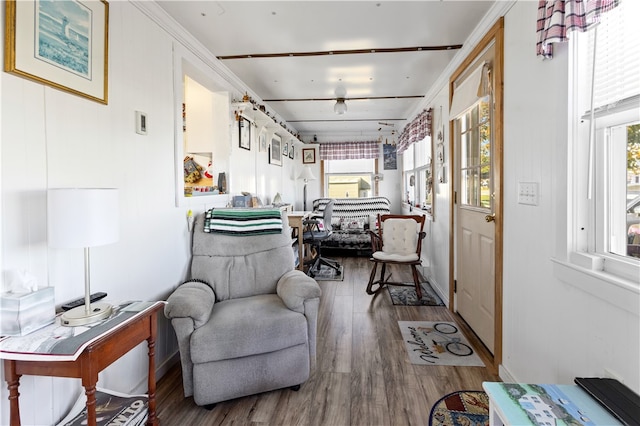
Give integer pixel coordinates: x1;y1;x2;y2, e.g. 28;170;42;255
288;211;311;271
2;302;163;426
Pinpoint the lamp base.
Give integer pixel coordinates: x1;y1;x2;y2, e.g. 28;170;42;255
60;302;113;327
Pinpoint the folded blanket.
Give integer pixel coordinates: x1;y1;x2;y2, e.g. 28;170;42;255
204;208;283;236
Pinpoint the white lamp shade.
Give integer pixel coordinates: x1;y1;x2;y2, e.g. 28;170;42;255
48;188;119;248
297;166;316;181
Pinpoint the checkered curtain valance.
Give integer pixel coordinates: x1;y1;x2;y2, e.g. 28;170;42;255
319;141;379;160
397;108;432;155
536;0;619;59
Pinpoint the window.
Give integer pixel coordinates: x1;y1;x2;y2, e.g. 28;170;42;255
459;99;492;210
402;136;434;214
324;158;374;198
570;1;640;282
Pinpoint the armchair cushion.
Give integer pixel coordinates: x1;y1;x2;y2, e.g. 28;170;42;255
277;270;322;313
164;281;215;329
190;294;308;364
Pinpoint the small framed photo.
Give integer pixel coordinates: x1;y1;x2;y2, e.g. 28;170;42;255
5;0;109;104
289;144;295;159
436;143;445;164
269;134;282;166
302;148;316;164
283;143;289;157
239;116;251;150
258;130;267;152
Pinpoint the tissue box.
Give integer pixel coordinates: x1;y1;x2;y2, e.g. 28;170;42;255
1;287;55;336
232;195;252;207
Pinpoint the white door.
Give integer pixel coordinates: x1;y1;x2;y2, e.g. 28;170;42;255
455;99;495;353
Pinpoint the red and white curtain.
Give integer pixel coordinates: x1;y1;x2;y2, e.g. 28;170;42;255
319;141;379;161
397;108;432;155
536;0;619;59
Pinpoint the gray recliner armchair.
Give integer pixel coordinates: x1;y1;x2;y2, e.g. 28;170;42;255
164;210;321;407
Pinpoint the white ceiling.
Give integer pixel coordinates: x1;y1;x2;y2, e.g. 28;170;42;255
157;1;496;143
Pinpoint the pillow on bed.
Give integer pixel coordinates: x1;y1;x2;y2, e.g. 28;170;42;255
340;217;366;233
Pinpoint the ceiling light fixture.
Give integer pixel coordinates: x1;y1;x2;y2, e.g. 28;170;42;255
334;98;347;115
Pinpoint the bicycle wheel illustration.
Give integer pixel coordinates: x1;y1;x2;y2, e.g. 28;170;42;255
434;322;458;334
446;341;474;356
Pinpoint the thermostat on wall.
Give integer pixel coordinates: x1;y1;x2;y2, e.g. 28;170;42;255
135;111;148;135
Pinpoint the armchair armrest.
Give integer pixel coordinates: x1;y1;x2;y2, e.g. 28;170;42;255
165;281;216;328
277;270;321;313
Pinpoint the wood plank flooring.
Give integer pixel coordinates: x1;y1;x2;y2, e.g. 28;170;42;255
155;256;500;425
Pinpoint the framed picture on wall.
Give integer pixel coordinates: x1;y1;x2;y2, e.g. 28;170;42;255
258;130;267;152
5;0;109;104
283;143;289;157
289;145;295;159
302;148;316;164
239;116;251;150
269;134;282;166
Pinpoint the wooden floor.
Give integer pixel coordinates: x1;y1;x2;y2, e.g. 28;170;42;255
155;256;500;425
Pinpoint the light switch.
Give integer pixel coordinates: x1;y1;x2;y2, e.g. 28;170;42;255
518;182;539;205
135;111;148;135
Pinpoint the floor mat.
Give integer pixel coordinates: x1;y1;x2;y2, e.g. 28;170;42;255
387;282;444;306
429;390;489;426
398;321;485;366
310;264;344;281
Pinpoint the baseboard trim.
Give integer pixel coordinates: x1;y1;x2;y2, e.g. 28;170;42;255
132;351;180;395
498;363;517;383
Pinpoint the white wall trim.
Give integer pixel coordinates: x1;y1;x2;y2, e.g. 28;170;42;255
132;351;180;395
552;258;640;316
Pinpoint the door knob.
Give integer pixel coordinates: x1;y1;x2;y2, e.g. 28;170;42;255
485;214;495;222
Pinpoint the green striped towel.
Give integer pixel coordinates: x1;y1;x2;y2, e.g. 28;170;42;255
204;209;283;236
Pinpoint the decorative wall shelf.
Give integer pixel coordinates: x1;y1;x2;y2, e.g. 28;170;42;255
232;102;303;144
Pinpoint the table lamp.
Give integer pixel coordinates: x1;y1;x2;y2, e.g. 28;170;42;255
297;166;316;211
48;188;119;327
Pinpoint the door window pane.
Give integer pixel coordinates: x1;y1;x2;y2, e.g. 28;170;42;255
459;99;492;210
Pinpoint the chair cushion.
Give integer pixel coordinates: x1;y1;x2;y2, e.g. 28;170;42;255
381;218;419;255
190;294;308;364
372;251;420;262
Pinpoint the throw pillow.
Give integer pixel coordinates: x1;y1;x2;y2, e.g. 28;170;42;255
341;217;366;232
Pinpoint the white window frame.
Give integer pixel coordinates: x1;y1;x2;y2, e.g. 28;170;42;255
558;12;640;304
402;136;434;215
324;158;375;198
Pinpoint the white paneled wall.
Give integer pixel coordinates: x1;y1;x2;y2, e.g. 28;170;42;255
0;2;304;424
501;1;639;390
2;1;638;425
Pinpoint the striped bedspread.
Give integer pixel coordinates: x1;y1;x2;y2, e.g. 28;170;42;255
204;208;283;236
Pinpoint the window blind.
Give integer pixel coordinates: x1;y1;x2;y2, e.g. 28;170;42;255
585;1;640;116
449;62;485;119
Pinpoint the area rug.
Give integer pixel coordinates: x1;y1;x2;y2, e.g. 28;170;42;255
310;264;344;281
429;390;489;426
398;321;485;366
387;281;444;306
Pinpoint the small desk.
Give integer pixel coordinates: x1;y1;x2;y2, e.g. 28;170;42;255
2;302;163;426
288;211;311;271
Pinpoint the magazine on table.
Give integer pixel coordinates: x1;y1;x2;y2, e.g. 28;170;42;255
0;301;163;361
56;387;148;426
